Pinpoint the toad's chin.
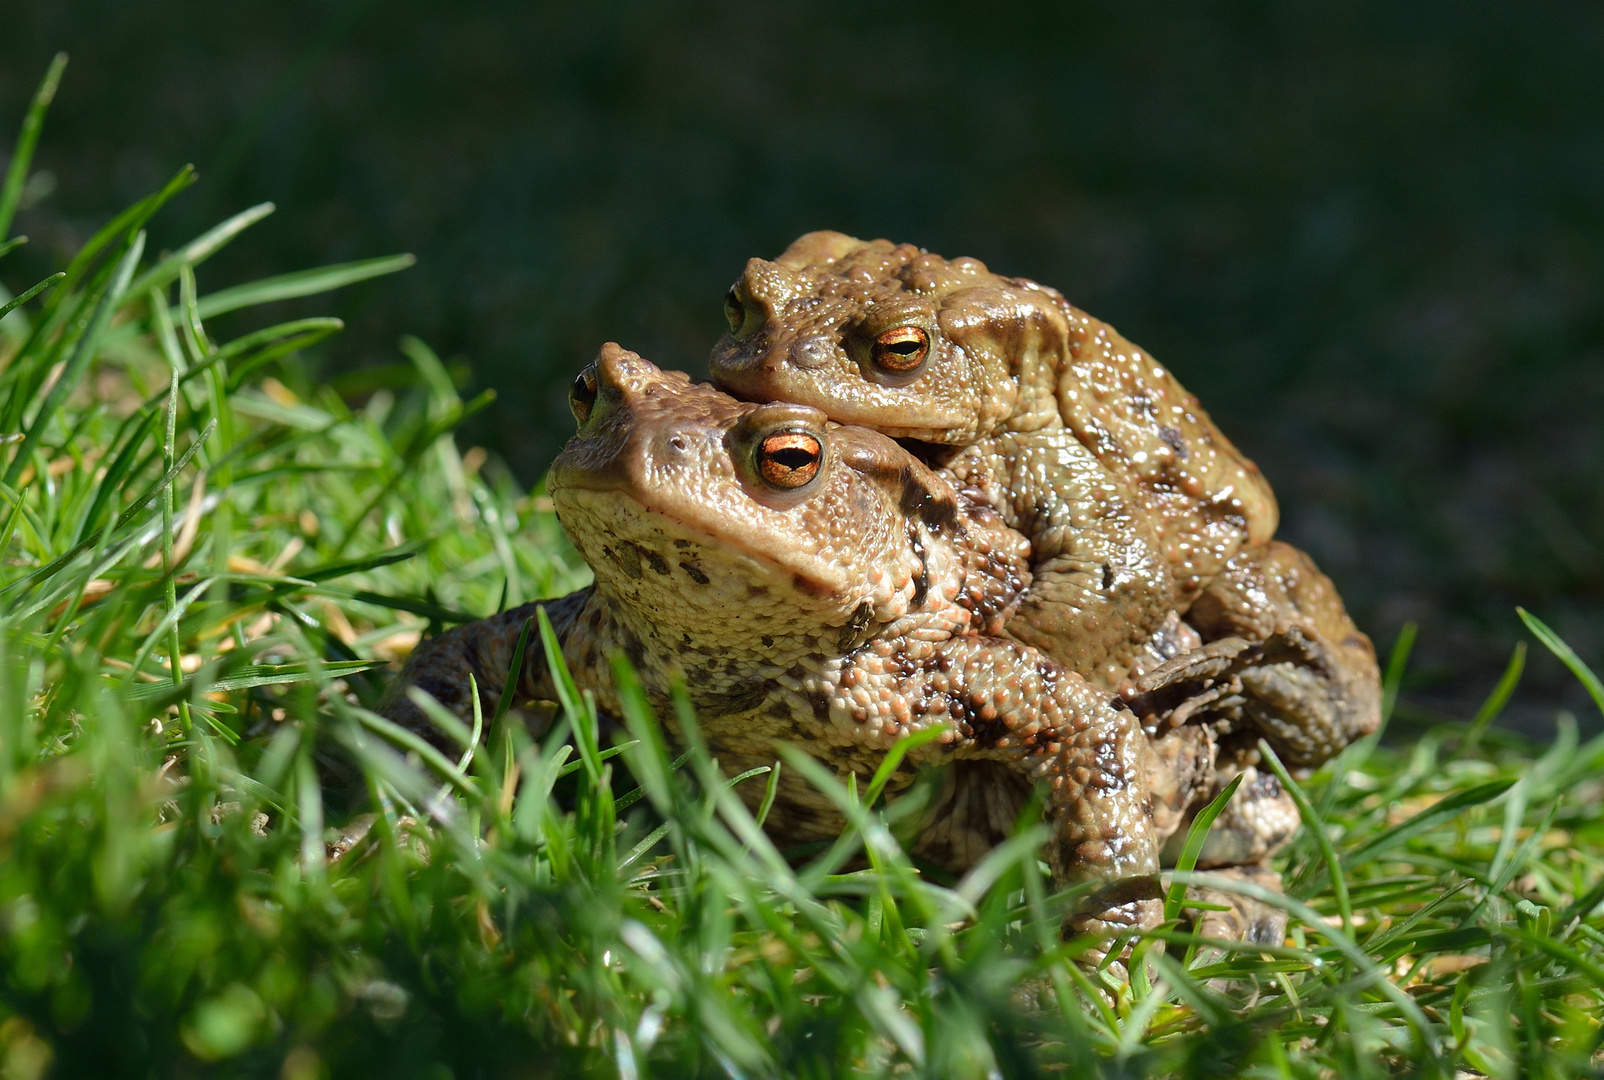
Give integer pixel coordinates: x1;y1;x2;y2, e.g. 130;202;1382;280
550;488;857;646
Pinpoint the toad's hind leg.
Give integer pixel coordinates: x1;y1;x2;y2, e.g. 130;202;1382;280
378;588;601;747
1137;541;1381;768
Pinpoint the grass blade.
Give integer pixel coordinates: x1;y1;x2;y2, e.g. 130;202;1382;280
754;757;782;828
300;585;478;624
1519;607;1604;721
51;166;194;309
1468;798;1556;926
1167;869;1441;1054
1380;620;1417;730
2;418;214;596
863;724;945;807
73;409;161;545
1462;641;1526;753
555;742;639;779
124;660;386;698
215;316;343;364
610;653;678;817
359;701;477;797
491;616;536;728
125;201;276;299
1260;740;1354;935
0;272;63;322
194;254;416;319
0;53;66;242
537;605;584;738
1340;777;1516;869
4;231;145;486
294;539;428;582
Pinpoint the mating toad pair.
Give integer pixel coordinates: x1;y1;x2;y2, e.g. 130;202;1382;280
386;232;1381;949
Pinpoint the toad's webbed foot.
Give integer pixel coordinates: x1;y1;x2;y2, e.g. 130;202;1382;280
1183;864;1289;962
947;432;1178;690
1126;636;1256;733
1069;875;1164;949
1152;756;1297;903
1128;542;1380;767
1191;764;1300;868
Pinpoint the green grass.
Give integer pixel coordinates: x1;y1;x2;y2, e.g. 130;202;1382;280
4;57;1604;1079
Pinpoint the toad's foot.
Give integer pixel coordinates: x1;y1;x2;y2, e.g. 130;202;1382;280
1147;722;1216;844
1126;542;1380;768
1068;876;1164;975
1186;864;1287;948
1181;865;1289;997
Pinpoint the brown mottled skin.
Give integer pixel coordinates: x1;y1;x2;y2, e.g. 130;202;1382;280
710;231;1380;779
385;345;1163;941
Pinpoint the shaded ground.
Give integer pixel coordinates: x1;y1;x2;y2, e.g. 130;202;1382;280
2;0;1600;718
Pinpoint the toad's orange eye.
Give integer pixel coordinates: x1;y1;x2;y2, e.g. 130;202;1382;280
723;286;745;335
569;365;598;425
870;325;930;372
756;431;823;489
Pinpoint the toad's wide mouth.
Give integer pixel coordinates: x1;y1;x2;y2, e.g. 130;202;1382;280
546;433;639;498
549;486;842;604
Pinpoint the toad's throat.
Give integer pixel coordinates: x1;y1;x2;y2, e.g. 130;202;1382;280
550;487;840;608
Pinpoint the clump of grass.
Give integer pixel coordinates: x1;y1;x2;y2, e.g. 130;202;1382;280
3;56;1604;1079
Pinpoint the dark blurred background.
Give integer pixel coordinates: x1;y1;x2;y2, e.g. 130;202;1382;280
3;0;1601;724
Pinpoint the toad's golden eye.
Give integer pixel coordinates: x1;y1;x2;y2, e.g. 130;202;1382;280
723;286;745;335
569;365;598;425
756;431;823;489
870;325;930;372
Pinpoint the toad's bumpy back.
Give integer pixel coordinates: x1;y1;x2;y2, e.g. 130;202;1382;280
1044;293;1281;594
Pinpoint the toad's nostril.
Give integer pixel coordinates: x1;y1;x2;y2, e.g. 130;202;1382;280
668;435;686;451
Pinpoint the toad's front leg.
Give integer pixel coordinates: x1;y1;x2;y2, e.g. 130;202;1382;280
378;588;601;745
841;636;1162;943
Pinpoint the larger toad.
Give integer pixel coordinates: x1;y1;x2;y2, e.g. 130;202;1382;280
387;344;1164;941
711;232;1379;769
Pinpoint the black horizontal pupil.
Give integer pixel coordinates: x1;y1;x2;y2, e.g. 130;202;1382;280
885;339;921;354
769;447;816;469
